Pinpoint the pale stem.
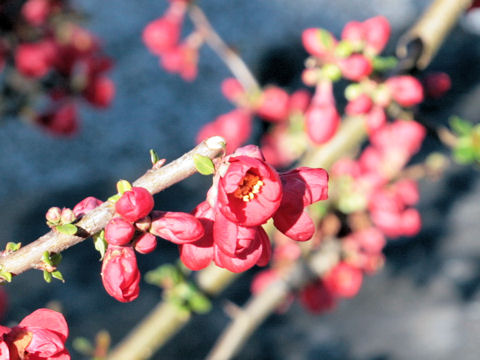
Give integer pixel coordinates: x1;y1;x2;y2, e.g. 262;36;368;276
188;4;261;94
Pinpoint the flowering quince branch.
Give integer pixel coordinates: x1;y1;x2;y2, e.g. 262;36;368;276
0;136;225;278
187;4;261;93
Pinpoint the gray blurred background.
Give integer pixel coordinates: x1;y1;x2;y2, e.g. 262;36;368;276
1;0;480;359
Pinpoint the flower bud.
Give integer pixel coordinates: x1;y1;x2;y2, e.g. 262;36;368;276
73;196;103;218
46;207;62;225
256;87;290;123
324;262;363;298
105;218;135;246
302;28;337;58
386;76;424;107
22;0;51;26
101;246;140;302
133;233;157;254
363;16;391;55
60;208;76;224
115;187;154;222
150;210;204;244
338;54;372;81
345;94;373;116
135;216;152;232
305;104;340;145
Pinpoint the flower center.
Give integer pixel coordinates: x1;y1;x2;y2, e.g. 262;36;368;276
233;173;264;202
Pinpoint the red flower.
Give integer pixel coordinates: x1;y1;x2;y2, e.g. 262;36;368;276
115;187;154;222
273;167;329;241
73;196;103;218
196;109;252;154
299;280;336;313
386;75;424;107
36;102;78;136
15;41;56;78
150;210;204;244
216;150;282;227
2;308;70;359
305;103;340;145
256;86;290;123
363;16;391;55
22;0;52;26
101;245;140;302
143;16;182;56
83;76;115;108
213;218;270;273
179;201;215;271
338;54;372;81
323;262;363;298
105;217;135;246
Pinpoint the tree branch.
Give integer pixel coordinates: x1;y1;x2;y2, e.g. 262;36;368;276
188;4;261;94
0;136;226;278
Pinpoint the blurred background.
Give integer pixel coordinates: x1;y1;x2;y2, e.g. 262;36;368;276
1;0;480;359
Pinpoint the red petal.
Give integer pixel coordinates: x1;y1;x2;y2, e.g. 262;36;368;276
255;226;271;267
19;309;68;342
151;211;204;244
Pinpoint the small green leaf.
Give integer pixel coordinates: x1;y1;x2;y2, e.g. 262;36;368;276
450;116;472;136
0;269;12;283
322;64;342;82
188;292;212;314
42;251;53;266
108;194;121;203
5;242;21;253
43;270;52;283
52;270;65;282
150;149;160;165
372;56;398;72
93;231;107;261
50;253;62;266
116;180;132;194
318;29;333;49
334;40;353;58
55;224;78;235
193;154;215;175
72;337;94;355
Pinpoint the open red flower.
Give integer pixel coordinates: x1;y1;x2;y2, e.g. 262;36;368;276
273;167;329;241
216;149;282;227
101;245;140;302
2;308;70;359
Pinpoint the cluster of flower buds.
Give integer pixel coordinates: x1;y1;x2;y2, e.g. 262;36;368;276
100;181;204;302
0;308;70;359
0;0;114;135
143;0;200;81
178;145;329;273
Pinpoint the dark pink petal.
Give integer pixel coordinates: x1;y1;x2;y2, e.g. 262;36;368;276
274;209;315;242
213;227;262;273
255;226;271;267
213;209;239;256
73;196;103;217
19;309;68;342
282;167;329;205
150;211;204;244
133;233;157;254
179;235;214;271
115;187;154;223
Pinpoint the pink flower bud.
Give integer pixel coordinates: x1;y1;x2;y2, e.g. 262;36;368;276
196;109;252;154
221;78;246;103
73;196;103;218
338;54;373;81
105;218;135;246
394;179;419;206
305;104;340;145
256;86;290;123
400;208;421;236
102;245;140;302
423;72;451;99
341;21;365;48
22;0;51;26
46;207;62;224
324;262;363;298
288;89;311;115
60;208;76;224
151;210;204;244
363;16;391;55
302;28;337;58
345;93;373;116
15;41;56;78
161;42;198;81
386;76;424;107
365;106;386;134
115;187;154;223
36;102;78;136
83;76;115;108
133;233;157;254
299;280;336;313
143;16;181;55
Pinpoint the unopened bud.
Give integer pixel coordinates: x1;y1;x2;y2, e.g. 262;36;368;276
60;208;76;224
46;207;62;226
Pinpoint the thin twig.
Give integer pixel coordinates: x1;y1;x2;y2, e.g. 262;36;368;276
0;136;226;278
188;4;261;93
